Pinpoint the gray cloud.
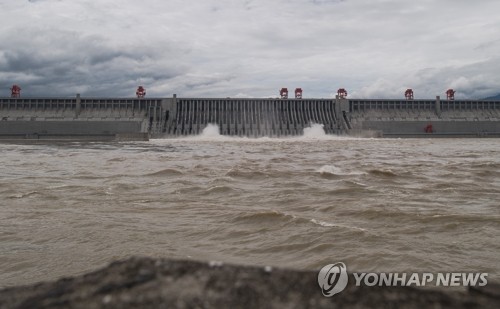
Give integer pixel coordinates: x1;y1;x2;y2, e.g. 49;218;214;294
1;0;499;99
0;25;187;97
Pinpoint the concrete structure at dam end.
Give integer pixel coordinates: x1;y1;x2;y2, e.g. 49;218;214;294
1;94;500;140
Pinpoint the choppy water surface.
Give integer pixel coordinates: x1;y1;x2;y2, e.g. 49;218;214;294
1;125;499;287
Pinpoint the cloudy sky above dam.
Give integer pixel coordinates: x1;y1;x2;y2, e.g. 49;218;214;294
1;0;500;99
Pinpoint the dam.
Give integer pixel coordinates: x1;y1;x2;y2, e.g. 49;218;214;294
1;94;500;140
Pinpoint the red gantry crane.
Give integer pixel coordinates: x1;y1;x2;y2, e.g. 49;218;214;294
136;86;146;98
10;84;21;98
337;88;348;99
446;89;455;101
405;88;414;100
295;88;303;99
280;88;288;99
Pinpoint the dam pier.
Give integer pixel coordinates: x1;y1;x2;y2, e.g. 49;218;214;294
1;93;500;140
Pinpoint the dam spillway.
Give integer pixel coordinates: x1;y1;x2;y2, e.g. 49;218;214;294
1;95;500;140
169;98;343;137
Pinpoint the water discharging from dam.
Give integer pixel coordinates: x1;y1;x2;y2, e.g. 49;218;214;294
302;123;327;139
183;123;346;141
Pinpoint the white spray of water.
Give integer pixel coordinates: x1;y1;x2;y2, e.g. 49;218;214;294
184;124;229;141
299;123;367;141
302;123;327;139
201;124;221;137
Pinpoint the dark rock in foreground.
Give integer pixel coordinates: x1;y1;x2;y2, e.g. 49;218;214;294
0;257;498;309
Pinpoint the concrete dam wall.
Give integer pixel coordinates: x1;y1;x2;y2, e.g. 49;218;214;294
0;96;167;140
166;98;343;137
1;95;500;139
349;99;500;137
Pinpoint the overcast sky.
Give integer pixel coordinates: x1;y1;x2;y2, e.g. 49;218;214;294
1;0;499;99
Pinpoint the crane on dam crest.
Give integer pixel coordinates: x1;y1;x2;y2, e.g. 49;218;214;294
10;85;21;98
446;89;455;101
405;89;414;100
337;88;348;99
136;86;146;98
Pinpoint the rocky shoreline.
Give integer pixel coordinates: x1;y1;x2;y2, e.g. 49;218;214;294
0;257;498;308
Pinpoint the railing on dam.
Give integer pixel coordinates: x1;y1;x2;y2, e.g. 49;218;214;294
350;100;436;112
0;98;77;109
0;97;164;111
349;99;500;112
166;98;340;137
440;100;500;111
